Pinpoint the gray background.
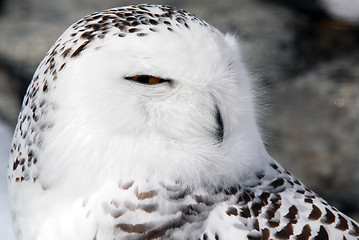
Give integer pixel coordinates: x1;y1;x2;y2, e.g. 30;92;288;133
0;1;358;236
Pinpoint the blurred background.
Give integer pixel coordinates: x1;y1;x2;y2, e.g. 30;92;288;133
0;0;358;238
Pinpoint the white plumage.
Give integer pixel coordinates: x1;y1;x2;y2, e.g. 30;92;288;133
8;4;359;240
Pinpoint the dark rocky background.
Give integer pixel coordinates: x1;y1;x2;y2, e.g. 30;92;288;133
0;0;358;224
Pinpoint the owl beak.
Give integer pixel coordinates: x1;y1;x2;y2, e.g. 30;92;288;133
214;105;224;143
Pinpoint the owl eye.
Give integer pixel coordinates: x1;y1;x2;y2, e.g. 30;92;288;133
125;75;170;85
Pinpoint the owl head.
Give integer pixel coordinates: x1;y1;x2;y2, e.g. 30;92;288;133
12;5;268;193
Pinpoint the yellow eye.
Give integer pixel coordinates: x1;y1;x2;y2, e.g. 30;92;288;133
125;75;170;85
148;76;160;84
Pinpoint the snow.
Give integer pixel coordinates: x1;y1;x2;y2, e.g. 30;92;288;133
0;120;14;240
322;0;359;24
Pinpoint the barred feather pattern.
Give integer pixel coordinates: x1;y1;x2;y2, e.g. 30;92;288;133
82;163;359;239
7;4;359;240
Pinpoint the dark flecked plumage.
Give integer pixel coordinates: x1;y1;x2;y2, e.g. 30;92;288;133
7;4;359;240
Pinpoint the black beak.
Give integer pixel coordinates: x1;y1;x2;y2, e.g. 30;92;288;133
214;105;224;143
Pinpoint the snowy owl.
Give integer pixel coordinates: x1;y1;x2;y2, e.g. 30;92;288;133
8;4;359;240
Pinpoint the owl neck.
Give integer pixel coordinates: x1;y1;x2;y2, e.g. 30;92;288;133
38;120;269;195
